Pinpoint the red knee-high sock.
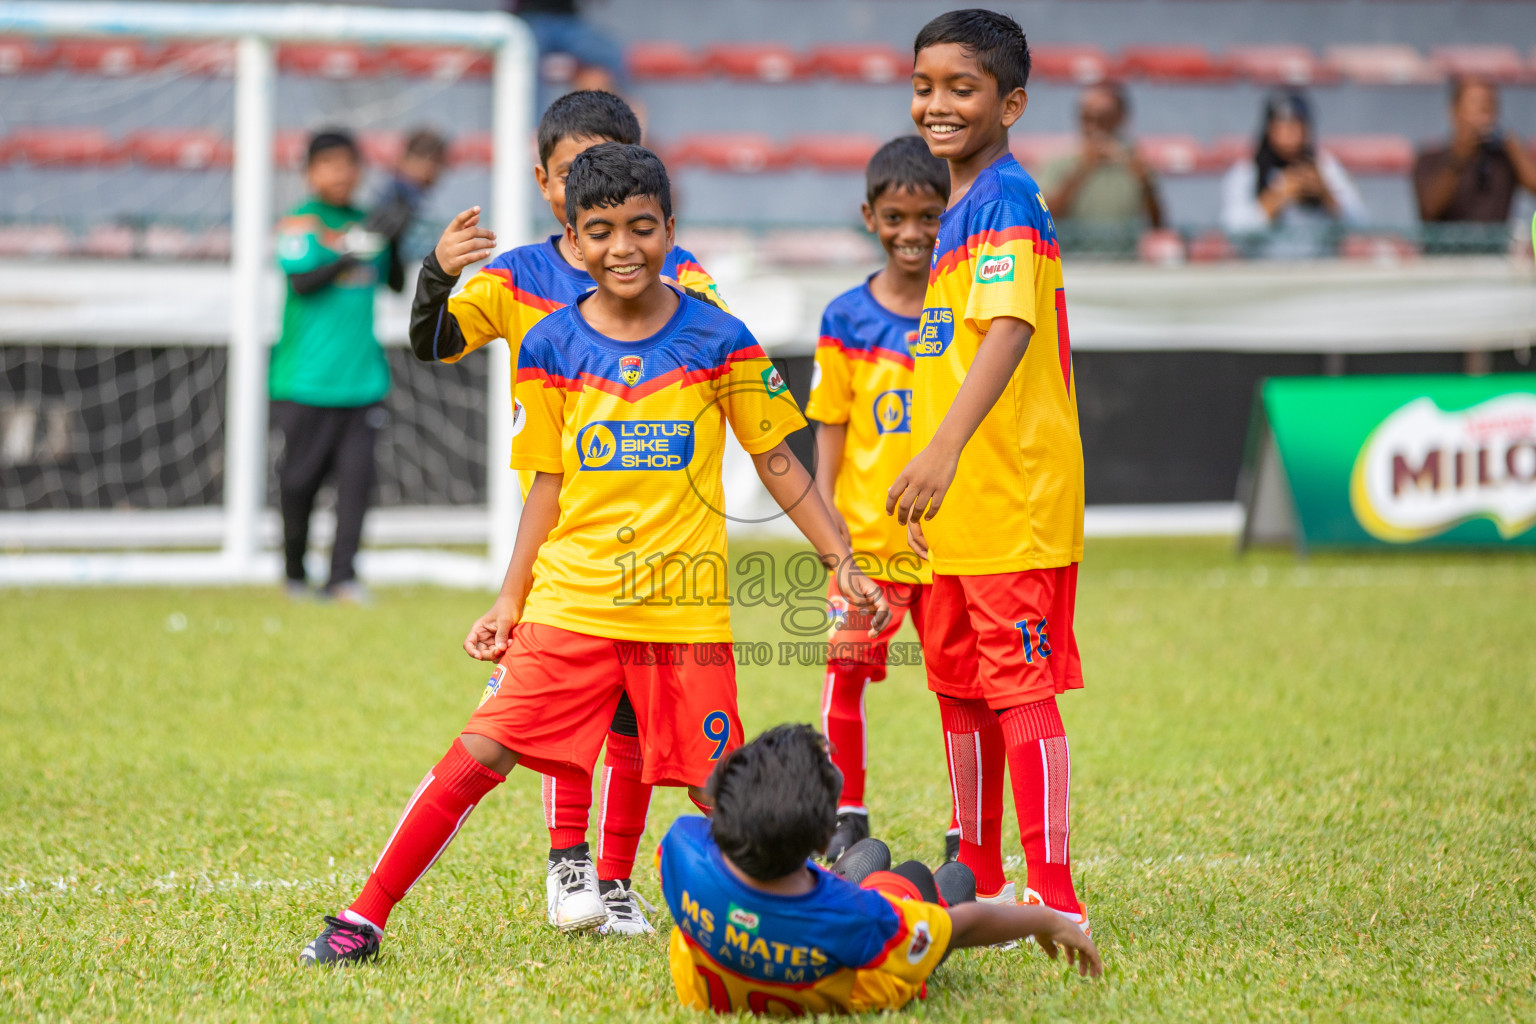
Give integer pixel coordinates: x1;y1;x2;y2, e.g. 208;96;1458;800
348;738;504;930
938;694;1006;896
821;664;872;812
542;771;591;850
595;730;652;881
999;697;1080;915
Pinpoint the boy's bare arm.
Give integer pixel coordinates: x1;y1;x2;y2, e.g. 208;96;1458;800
946;902;1102;977
812;421;851;546
463;471;562;661
749;441;891;636
886;316;1032;524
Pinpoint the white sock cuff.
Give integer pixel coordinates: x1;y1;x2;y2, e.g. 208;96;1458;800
340;909;383;936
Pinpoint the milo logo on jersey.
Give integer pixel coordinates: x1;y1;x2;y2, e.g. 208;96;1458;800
873;389;912;435
975;254;1015;283
577;420;695;471
1350;394;1536;541
914;308;953;357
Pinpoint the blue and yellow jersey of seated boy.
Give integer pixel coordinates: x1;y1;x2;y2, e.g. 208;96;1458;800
658;816;952;1016
510;288;803;644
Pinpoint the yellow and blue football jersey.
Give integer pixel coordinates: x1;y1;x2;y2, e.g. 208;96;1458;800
659;816;952;1015
511;290;804;644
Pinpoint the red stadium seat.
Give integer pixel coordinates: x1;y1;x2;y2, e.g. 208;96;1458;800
128;130;233;170
0;36;57;74
1119;45;1231;82
57;39;159;75
161;41;236;76
1340;232;1419;263
788;134;882;172
627;41;705;80
387;46;492;79
1030;45;1115;84
9;128;124;166
1136;135;1203;175
669;134;790;173
360;132;404;167
1325;45;1439;85
1010;133;1077;171
449;133;494;168
702;44;810;83
1429;46;1526;84
808;45;911;84
1200;136;1253;173
1321;135;1414;175
1226;45;1330;85
277;43;387;78
82;223;137;259
0;224;71;258
1187;230;1237;264
273;131;309;170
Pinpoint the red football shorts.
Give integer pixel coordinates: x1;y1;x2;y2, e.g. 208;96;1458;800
825;576;931;682
922;565;1084;710
463;622;743;789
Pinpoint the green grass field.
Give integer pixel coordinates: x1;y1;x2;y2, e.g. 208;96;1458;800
2;538;1533;1022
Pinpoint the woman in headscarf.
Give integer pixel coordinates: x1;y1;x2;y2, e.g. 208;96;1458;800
1221;89;1367;257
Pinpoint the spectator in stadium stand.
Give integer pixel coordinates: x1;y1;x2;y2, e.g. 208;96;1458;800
509;0;626;97
268;129;411;605
1037;81;1163;246
1414;76;1536;236
1221;89;1367;259
374;129;450;262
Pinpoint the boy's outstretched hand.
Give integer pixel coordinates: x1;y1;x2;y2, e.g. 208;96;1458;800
946;900;1103;977
463;593;522;661
434;206;497;276
1029;914;1103;978
886;442;959;525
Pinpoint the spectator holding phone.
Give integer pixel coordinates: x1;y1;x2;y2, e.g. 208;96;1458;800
1414;76;1536;227
1222;89;1367;258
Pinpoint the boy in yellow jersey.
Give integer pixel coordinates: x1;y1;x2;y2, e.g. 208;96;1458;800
659;724;1101;1016
805;136;957;863
407;91;727;936
299;143;891;965
887;10;1090;927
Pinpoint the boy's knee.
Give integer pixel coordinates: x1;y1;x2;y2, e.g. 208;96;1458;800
459;733;518;776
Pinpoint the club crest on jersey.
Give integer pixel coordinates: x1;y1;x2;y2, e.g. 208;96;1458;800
761;365;788;397
619;354;644;387
914;308;953;357
976;254;1015;283
907;921;933;964
577;419;694;470
873;389;912;435
478;665;506;707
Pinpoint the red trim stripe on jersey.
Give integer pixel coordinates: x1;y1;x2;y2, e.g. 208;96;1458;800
518;345;768;403
483;267;565;315
930;224;1060;283
678;931;825;991
816;335;914;370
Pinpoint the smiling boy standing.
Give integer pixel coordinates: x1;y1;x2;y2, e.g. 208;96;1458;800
887;10;1089;929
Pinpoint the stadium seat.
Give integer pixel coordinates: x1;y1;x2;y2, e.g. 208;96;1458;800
387;46;492;79
1136;135;1203;175
1226;45;1330;85
1119;46;1231;82
8;128;124;166
1340;232;1419;263
56;39;158;75
788;134;882;172
277;43;387;78
668;134;790;173
360;132;404;167
702;44;809;83
1325;45;1439;85
808;44;911;84
273;131;309;170
0;36;57;74
1029;45;1115;84
82;223;137;259
1200;136;1253;173
160;41;236;76
1429;46;1527;83
1321;135;1414;175
1186;230;1237;264
128;130;233;170
1011;133;1077;171
0;224;71;258
626;41;705;80
448;133;494;168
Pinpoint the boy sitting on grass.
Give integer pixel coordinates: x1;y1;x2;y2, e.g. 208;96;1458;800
658;724;1101;1015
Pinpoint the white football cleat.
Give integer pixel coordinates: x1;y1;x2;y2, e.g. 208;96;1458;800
597;882;656;937
1021;885;1091;937
977;881;1021;950
545;856;607;932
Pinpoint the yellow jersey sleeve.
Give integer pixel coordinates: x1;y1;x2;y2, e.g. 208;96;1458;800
847;897;952;1011
509;343;568;476
961;201;1043;338
674;258;731;314
444;266;523;364
721;341;807;456
803;333;854;425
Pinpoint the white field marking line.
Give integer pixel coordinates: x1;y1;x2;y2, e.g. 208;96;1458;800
1099;564;1536;592
0;869;367;898
1000;852;1276;873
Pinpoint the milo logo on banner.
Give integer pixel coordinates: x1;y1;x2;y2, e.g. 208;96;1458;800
1350;394;1536;542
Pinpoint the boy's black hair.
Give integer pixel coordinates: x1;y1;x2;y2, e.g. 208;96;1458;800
537;89;642;167
307;128;359;165
403;127;448;162
913;9;1031;95
707;724;840;881
565;142;672;226
866;135;950;206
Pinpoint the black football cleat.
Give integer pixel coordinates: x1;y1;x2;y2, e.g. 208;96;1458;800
299;915;380;966
823;810;871;865
944;829;960;864
830;837;890;885
934;860;977;907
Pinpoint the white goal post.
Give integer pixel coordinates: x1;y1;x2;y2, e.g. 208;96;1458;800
0;1;535;587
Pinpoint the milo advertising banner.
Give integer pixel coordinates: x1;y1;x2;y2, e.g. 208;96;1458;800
1240;376;1536;550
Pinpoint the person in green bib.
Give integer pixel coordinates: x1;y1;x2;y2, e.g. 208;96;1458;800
270;129;407;602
